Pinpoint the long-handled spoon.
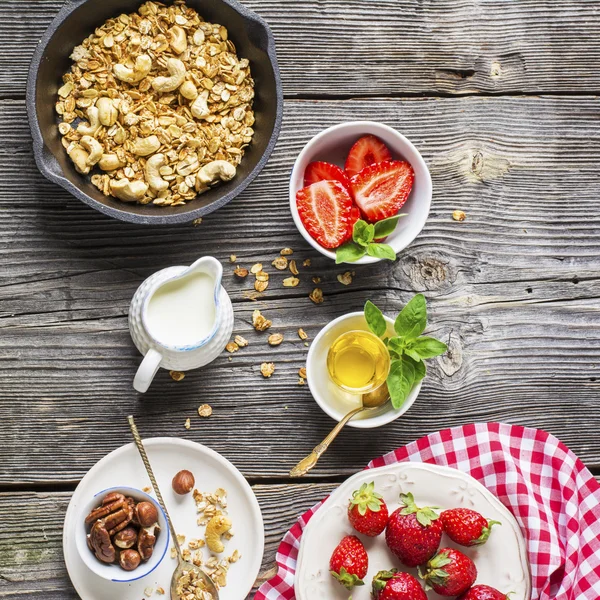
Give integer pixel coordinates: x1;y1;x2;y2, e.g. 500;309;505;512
127;416;219;600
289;384;390;477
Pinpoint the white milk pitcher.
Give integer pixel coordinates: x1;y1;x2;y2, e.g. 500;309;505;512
129;256;234;393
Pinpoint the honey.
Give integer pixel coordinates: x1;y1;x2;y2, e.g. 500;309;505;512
327;330;390;393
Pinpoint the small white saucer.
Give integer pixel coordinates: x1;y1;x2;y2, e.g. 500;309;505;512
306;312;421;429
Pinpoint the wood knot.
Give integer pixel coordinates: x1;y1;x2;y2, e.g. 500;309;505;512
439;330;463;377
410;258;448;290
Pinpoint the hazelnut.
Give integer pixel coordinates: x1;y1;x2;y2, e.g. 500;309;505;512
119;548;141;571
172;470;195;495
114;526;138;549
135;501;159;528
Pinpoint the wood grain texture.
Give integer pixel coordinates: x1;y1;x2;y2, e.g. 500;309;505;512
0;95;599;482
2;0;600;98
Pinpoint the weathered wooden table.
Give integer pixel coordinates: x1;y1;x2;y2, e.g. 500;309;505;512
1;1;599;597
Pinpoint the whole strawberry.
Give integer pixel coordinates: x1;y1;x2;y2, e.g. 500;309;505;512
420;547;477;596
440;508;501;546
385;492;442;567
329;535;368;590
348;482;389;537
372;570;428;600
457;584;511;600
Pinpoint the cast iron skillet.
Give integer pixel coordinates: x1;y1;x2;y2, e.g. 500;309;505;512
27;0;283;225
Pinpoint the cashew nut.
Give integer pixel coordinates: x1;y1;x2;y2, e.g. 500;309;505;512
80;136;103;166
68;145;91;175
204;515;232;554
76;106;101;136
180;81;198;100
151;58;186;93
113;54;152;84
98;154;125;172
131;135;161;156
110;179;149;202
96;97;118;127
168;25;188;55
198;160;237;185
145;154;169;192
190;91;210;119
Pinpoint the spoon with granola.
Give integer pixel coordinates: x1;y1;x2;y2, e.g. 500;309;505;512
127;416;219;600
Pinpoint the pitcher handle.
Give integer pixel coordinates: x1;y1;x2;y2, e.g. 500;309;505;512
134;348;163;393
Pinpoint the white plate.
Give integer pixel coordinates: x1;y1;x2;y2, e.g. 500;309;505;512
64;437;264;599
296;463;531;600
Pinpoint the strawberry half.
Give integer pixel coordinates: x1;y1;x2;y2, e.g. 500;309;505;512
440;508;501;547
329;535;368;590
296;180;354;249
304;161;351;191
420;547;477;597
372;570;428;600
342;204;362;243
348;482;389;537
458;584;511;600
350;160;414;223
345;135;392;177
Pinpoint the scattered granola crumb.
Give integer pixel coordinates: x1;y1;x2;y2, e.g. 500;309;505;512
170;370;185;381
143;486;151;493
192;218;203;227
283;276;300;287
254;279;269;292
272;256;288;270
198;404;213;418
309;288;324;304
337;271;353;286
177;534;186;545
228;356;233;362
252;309;272;331
289;260;299;275
226;342;239;353
156;587;165;595
144;587;154;597
234;266;249;279
280;248;294;256
255;270;269;282
170;547;177;559
312;276;322;284
268;333;284;346
234;335;249;347
453;210;467;222
228;549;241;563
250;263;263;274
184;418;191;430
304;342;309;347
298;328;308;340
298;377;306;386
229;254;237;263
261;362;275;378
298;367;307;379
303;259;311;267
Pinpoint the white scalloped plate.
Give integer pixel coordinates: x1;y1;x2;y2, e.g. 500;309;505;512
296;463;531;600
63;437;264;600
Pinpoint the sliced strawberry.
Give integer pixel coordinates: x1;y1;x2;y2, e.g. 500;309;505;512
296;180;354;249
342;205;361;243
345;135;392;177
350;160;414;223
304;161;351;191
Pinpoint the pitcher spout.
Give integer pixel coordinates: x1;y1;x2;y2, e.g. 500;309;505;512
186;256;223;293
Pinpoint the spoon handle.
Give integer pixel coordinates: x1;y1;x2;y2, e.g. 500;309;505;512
290;406;365;477
127;415;182;560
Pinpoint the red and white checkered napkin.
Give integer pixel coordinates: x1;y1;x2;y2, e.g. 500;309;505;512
255;423;600;600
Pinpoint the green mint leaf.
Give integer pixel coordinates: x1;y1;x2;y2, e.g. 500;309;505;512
367;243;396;261
386;358;416;410
394;293;427;339
373;215;405;238
336;242;367;264
406;336;448;359
353;220;374;247
364;300;387;338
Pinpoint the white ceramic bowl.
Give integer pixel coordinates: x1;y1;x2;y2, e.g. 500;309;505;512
75;486;170;582
306;312;421;428
289;121;432;264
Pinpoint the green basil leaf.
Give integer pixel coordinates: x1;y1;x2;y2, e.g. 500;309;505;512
387;358;416;410
387;337;405;356
394;293;427;339
353;220;374;247
406;336;448;359
404;348;422;362
366;243;396;261
403;354;426;382
336;242;367;264
373;215;403;238
364;300;387;338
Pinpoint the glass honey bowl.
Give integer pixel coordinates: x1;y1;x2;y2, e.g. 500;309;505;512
326;330;390;395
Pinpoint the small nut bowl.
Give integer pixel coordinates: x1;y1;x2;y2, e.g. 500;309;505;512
306;312;422;428
75;486;170;582
289;121;432;264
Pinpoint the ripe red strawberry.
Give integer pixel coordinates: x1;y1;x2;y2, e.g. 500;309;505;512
420;547;477;597
350;160;414;223
372;569;428;600
440;508;501;547
348;482;389;537
296;180;354;249
342;204;362;243
385;492;442;567
304;161;351;191
329;535;368;590
458;584;511;600
345;135;392;177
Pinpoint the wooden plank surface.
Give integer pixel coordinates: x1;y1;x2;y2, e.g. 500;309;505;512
2;0;600;98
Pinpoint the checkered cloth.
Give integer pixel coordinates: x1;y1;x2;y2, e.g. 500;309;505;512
255;423;600;600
